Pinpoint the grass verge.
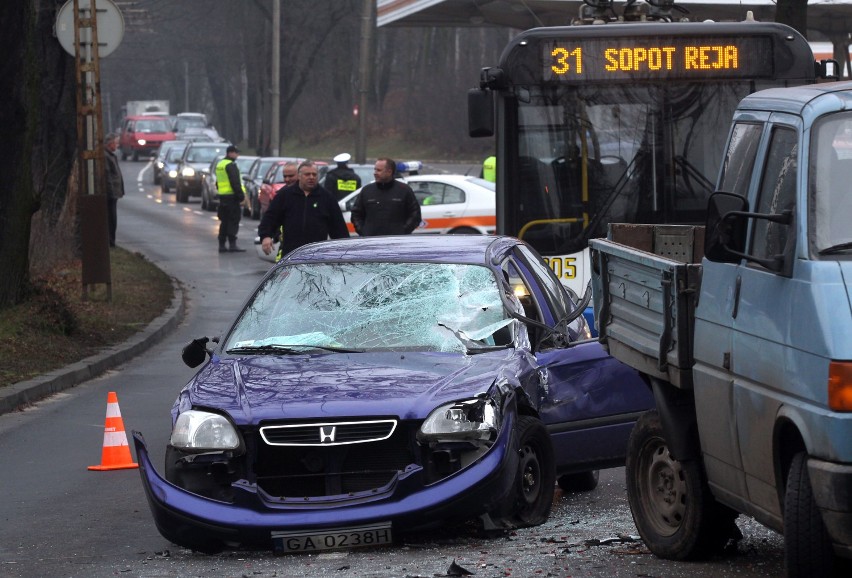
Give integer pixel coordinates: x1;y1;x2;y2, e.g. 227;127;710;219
0;248;174;387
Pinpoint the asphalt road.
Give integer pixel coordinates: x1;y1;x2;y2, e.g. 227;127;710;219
0;158;786;577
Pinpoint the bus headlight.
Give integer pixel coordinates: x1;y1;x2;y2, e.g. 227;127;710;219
170;410;240;450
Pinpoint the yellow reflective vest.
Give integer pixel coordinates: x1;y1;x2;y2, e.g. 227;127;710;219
215;158;245;196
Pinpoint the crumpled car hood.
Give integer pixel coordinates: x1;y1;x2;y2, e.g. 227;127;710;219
181;350;523;424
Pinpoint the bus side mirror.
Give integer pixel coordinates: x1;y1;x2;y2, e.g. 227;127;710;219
468;88;494;138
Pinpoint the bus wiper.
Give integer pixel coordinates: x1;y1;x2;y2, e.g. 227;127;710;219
819;241;852;255
227;344;364;354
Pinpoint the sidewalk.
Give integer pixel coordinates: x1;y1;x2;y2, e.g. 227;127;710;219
0;279;185;416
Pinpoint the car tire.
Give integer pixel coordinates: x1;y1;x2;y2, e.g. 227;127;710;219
557;470;599;493
448;226;481;235
508;415;556;527
176;183;188;203
121;149;128;161
626;410;738;560
162;181;169;194
251;197;260;220
132;150;139;162
784;451;835;577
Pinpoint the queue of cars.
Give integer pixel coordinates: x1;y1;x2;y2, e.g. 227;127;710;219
134;234;654;554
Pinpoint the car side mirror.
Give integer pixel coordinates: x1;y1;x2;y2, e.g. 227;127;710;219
182;337;210;368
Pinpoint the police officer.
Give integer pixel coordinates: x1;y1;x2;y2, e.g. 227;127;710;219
324;152;362;200
216;145;247;252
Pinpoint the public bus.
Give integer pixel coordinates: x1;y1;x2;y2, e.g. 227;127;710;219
469;15;833;323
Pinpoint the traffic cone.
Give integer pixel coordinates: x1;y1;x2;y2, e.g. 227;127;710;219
88;391;139;471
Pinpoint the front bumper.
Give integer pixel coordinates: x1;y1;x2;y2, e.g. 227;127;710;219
808;457;852;558
132;412;518;552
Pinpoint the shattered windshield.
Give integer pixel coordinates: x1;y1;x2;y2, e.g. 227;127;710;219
223;262;514;354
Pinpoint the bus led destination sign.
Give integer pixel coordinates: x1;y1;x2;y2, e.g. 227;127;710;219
543;36;774;81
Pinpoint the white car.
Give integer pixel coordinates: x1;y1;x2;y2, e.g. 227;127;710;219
340;174;495;235
256;174;495;263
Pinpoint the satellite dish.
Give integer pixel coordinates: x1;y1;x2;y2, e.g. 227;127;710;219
55;0;124;58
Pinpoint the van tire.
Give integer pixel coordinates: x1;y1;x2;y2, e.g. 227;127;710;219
784;451;835;577
626;410;736;560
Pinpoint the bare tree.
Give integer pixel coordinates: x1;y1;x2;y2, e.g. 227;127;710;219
0;0;77;309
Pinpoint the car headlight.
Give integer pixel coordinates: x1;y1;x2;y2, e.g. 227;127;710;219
418;397;501;442
156;161;164;169
181;166;196;177
170;410;240;450
137;138;147;146
167;169;177;178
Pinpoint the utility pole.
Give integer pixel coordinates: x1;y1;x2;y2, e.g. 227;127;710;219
271;0;280;155
355;0;375;164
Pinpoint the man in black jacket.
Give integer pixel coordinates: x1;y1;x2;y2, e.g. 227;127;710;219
258;160;349;258
351;158;421;236
103;133;125;247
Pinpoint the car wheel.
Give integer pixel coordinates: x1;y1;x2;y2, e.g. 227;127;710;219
509;415;556;527
162;181;169;194
251;197;260;220
176;183;187;203
121;149;128;161
784;451;835;576
132;150;139;162
626;410;737;560
557;470;599;493
448;226;480;235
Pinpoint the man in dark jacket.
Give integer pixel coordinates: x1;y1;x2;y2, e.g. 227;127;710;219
351;158;421;236
103;133;125;247
324;152;362;200
258;160;349;257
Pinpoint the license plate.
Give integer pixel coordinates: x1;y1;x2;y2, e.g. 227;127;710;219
272;523;393;553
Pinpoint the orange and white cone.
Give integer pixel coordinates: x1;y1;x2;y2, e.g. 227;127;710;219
88;391;139;471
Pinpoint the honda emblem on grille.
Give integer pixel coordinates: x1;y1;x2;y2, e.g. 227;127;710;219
319;425;337;443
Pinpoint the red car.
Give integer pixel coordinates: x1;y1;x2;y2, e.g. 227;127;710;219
119;116;175;161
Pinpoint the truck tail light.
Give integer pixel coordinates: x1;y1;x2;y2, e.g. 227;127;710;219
828;361;852;411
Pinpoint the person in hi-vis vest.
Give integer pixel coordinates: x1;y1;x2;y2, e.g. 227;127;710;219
216;145;247;252
324;152;362;200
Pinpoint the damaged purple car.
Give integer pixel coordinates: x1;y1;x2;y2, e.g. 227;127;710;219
133;235;653;554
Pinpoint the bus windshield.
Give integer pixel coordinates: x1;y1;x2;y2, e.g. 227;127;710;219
475;20;819;300
512;80;775;256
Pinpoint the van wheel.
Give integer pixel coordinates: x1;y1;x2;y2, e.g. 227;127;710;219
509;416;556;527
784;452;835;577
558;470;599;493
626;410;737;560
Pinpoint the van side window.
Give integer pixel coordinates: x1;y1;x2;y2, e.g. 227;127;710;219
751;126;797;264
719;122;762;198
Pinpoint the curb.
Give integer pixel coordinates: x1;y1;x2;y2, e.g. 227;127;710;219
0;277;186;416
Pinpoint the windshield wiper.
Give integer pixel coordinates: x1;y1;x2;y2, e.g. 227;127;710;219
819;241;852;255
227;344;364;354
437;323;511;355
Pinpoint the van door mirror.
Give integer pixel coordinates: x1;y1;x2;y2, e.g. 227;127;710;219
704;192;749;262
704;191;794;274
468;89;494;138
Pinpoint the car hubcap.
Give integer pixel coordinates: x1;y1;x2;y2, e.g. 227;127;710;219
640;437;686;536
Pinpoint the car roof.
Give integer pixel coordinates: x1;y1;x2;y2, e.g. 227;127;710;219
281;235;519;266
